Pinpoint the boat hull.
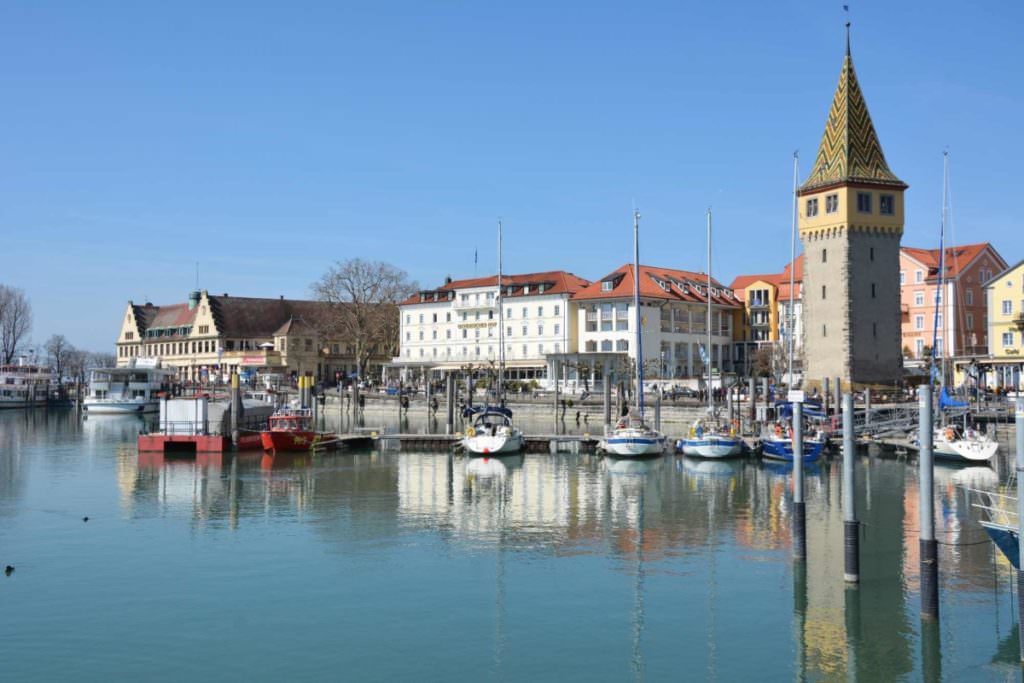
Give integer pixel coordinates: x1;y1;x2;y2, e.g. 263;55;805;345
760;438;823;463
605;429;666;457
933;439;998;463
463;432;524;455
678;436;743;458
83;400;156;414
260;430;328;454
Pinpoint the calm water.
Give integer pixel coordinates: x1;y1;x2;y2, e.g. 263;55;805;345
1;408;1022;681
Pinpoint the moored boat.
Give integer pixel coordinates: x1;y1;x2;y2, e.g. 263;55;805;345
462;406;524;455
260;408;335;454
0;357;54;409
84;358;175;414
929;424;998;463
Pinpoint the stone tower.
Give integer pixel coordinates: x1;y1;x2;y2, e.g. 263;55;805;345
798;32;907;389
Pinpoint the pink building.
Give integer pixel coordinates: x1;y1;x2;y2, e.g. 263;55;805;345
899;242;1006;360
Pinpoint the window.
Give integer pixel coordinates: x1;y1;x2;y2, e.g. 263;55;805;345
462;329;467;339
1003;300;1013;315
915;315;924;330
806;198;819;217
474;329;480;339
914;292;924;306
432;313;437;323
965;289;973;305
475;311;480;321
432;330;437;340
822;324;827;337
446;312;451;322
554;323;560;335
821;285;826;299
488;310;494;320
475;293;480;304
601;281;614;292
405;315;410;324
872;323;877;338
825;194;838;213
506;308;512;319
916;339;924;356
418;331;423;340
880;195;894;215
554;305;561;316
537;324;544;336
538;343;544;354
419;314;424;323
522;344;528;356
461;312;467;321
869;247;874;261
446;330;451;339
522;325;527;336
616;339;629;351
1004;332;1015;347
915;270;923;283
936;313;943;329
522;307;528;318
966;313;973;329
856;193;872;213
507;326;512;337
600;340;613;352
871;283;876;298
822;248;827;263
537;306;543;316
900;271;905;285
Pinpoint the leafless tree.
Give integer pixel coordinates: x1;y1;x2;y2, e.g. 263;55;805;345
0;285;33;365
311;259;417;378
45;334;76;380
88;351;117;370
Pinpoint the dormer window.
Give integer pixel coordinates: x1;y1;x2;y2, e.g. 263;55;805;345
507;286;514;296
538;284;546;294
601;281;614;292
523;285;530;294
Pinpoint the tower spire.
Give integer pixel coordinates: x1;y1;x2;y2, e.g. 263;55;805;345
845;21;851;56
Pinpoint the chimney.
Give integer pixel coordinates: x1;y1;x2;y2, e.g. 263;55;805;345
444;275;453;285
188;291;201;310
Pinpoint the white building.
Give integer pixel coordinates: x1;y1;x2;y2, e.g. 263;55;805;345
397;271;590;381
572;264;742;379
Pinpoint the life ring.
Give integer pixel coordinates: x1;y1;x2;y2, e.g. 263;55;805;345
466;426;476;437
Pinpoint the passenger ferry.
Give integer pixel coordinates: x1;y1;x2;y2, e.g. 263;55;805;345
84;358;176;414
0;357;54;409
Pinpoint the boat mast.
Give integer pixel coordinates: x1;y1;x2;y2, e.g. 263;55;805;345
931;152;948;401
706;207;713;416
788;152;799;390
634;208;644;418
497;219;505;406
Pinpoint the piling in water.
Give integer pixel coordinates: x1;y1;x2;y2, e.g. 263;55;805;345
552;361;560;435
793;401;806;561
918;384;938;619
864;387;872;426
603;365;612;434
654;389;661;432
230;372;240;447
824;377;831;417
446;373;455;435
833;377;842;421
842;392;859;582
1015;398;1024;660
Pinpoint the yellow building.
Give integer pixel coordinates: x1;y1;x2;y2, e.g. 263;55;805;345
982;260;1024;389
730;257;803;377
115;290;392;385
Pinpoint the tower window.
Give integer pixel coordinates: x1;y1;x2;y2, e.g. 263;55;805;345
825;194;839;213
806;198;819;217
871;283;876;298
822;248;827;263
873;323;877;338
822;324;827;337
857;193;872;213
880;195;894;215
870;247;875;261
822;285;826;299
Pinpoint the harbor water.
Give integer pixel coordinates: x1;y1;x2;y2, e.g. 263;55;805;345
1;408;1022;681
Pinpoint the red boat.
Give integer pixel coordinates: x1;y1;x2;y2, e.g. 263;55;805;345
259;409;335;455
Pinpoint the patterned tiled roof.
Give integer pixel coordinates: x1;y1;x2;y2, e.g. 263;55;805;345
572;264;742;308
801;46;905;192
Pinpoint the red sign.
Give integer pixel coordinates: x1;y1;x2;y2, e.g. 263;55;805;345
241;355;266;365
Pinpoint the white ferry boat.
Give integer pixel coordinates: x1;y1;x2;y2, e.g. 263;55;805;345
84;358;176;414
0;357;54;409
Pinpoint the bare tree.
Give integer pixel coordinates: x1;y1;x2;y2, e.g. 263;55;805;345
88;351;117;369
311;259;417;378
0;285;33;364
45;334;76;381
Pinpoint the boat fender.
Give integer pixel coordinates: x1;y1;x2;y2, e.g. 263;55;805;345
944;427;954;441
466;426;476;437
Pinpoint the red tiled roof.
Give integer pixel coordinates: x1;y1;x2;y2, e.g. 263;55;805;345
571;264;742;307
901;243;1000;281
401;270;590;306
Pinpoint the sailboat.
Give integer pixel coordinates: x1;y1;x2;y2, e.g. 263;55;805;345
463;220;525;456
678;208;743;458
603;209;667;457
760;153;823;464
924;152;996;464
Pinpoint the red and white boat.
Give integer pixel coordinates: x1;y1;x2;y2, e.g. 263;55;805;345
260;408;334;454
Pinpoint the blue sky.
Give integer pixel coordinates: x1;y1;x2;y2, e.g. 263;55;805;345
2;1;1021;352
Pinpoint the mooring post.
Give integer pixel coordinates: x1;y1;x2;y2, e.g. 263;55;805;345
352;379;360;419
864;387;872;426
425;375;432;432
553;361;560;435
793;400;806;561
1015;397;1024;661
824;377;831;417
654;388;661;432
833;377;842;422
919;384;938;619
843;392;859;582
230;372;240;448
761;377;769;415
445;373;455;435
398;378;404;425
748;377;756;430
603;365;612;434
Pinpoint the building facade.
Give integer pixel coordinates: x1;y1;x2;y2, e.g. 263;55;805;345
396;271;590;380
572;264;742;379
981;259;1024;389
798;35;906;389
899;243;1005;360
115;290;390;384
730;256;804;377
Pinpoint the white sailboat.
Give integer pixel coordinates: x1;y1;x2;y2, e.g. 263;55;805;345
604;209;667;457
926;152;996;464
463;220;525;456
678;208;742;458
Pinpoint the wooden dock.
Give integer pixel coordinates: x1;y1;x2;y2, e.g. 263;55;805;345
372;432;601;453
